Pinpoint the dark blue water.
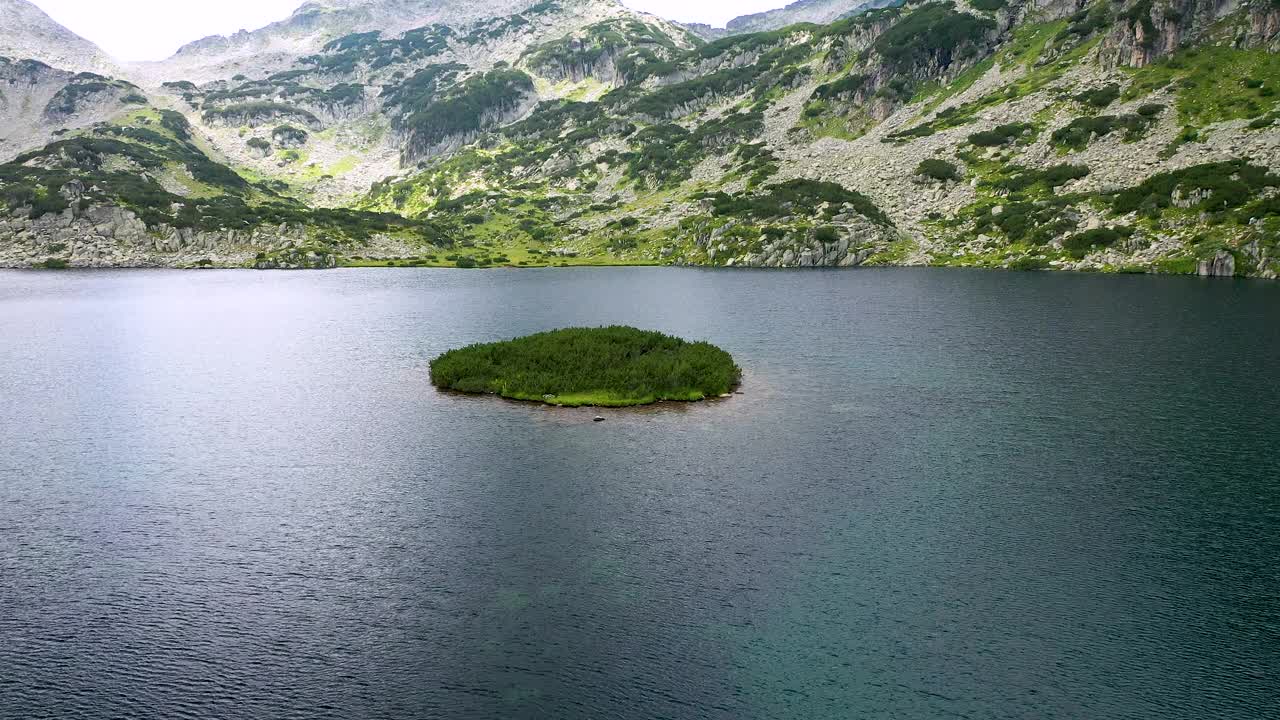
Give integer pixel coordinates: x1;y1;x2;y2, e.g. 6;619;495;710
1;268;1277;719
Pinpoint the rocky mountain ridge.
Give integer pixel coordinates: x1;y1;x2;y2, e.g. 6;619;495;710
726;0;893;34
1;0;1278;277
129;0;559;84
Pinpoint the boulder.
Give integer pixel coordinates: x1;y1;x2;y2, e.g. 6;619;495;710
1197;250;1236;278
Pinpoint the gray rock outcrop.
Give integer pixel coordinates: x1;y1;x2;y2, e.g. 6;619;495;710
0;204;305;268
1198;250;1236;278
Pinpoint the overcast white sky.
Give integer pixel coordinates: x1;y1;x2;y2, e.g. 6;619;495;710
32;0;791;62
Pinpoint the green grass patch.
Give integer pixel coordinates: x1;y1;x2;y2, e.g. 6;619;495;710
327;155;359;176
916;56;994;113
1153;256;1199;275
862;235;918;266
1125;46;1280;125
998;20;1068;70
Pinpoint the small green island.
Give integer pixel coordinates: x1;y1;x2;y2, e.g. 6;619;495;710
429;326;741;407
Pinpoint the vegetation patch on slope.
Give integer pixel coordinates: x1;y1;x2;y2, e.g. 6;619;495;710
0;110;445;244
1124;46;1280;125
523;19;683;83
706;179;892;225
872;3;995;72
400;69;535;161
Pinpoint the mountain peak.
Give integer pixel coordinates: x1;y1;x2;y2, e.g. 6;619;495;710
0;0;117;73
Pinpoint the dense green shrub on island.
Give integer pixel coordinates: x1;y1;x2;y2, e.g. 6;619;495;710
1007;256;1051;271
429;327;741;407
814;226;841;242
973;198;1078;244
620;112;764;186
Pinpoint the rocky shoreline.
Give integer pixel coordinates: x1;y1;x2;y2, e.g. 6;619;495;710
0;201;1263;279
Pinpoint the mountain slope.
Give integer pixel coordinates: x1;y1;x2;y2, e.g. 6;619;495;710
725;0;888;33
355;0;1280;277
0;0;117;74
0;59;149;162
147;0;695;206
1;0;1279;278
129;0;657;84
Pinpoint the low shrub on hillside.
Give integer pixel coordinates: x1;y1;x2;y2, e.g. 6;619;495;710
707;179;891;225
1062;226;1133;257
916;158;960;181
1052;114;1153;150
969;123;1032;147
1112;160;1280;217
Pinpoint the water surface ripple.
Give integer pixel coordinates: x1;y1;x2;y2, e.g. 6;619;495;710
0;268;1276;719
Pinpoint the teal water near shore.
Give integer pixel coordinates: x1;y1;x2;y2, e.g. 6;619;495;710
1;267;1276;719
